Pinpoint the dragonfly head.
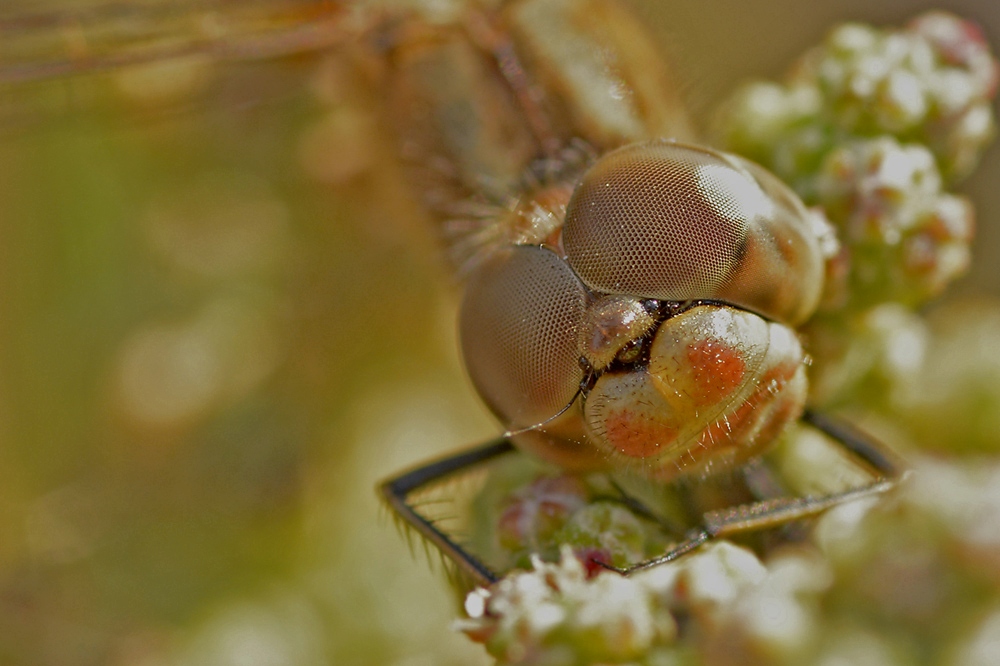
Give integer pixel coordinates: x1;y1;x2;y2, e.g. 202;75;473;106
459;141;823;480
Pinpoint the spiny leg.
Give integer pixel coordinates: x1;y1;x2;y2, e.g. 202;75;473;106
379;439;515;587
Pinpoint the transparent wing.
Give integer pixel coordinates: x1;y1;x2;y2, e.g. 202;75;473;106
0;0;356;85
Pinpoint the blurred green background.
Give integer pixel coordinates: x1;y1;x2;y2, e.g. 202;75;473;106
0;1;997;665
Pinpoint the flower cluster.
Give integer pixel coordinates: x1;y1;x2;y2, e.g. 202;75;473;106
716;11;997;321
458;542;795;666
816;137;974;307
717;11;998;186
457;547;677;665
461;455;1000;666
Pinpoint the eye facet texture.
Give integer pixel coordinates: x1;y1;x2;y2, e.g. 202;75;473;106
562;141;823;325
460;245;588;429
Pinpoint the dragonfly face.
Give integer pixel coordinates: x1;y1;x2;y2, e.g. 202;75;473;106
460;141;818;481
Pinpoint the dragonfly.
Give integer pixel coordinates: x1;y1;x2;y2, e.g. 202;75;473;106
339;0;902;586
0;0;905;592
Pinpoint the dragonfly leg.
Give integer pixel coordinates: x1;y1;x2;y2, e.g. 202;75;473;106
379;439;515;587
381;411;906;583
603;410;907;576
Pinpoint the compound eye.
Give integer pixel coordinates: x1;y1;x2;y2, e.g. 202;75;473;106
717;156;824;325
563;141;751;302
562;141;823;325
459;246;587;430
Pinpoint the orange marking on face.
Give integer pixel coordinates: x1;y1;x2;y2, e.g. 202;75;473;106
694;360;802;460
602;408;679;458
685;338;747;407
